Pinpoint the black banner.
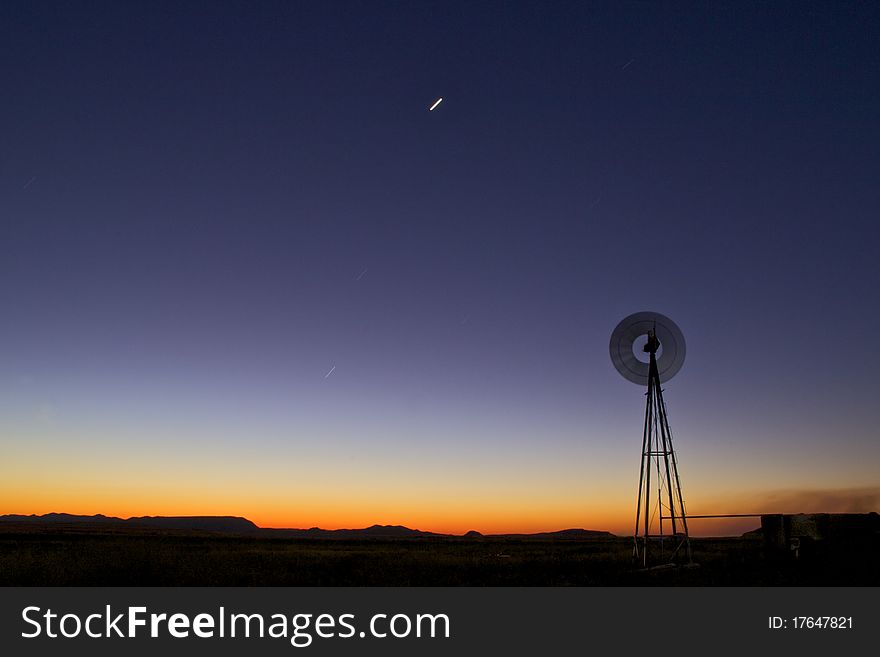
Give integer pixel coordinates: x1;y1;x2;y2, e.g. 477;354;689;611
0;587;874;655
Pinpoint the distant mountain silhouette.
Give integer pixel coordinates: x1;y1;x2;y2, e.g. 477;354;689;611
487;528;614;540
0;514;614;538
128;516;258;532
0;514;257;533
262;524;445;539
25;513;121;524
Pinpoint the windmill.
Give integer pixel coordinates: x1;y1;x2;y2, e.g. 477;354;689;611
610;311;691;566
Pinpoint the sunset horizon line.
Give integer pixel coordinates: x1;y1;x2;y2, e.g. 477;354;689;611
1;509;621;536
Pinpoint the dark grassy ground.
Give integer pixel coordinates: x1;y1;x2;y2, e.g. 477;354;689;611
1;525;876;586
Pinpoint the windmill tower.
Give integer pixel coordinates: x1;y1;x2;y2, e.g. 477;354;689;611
610;311;691;567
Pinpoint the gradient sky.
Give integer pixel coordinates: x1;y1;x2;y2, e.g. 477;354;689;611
2;1;879;536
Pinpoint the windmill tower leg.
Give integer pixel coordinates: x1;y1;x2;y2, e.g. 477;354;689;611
633;379;650;565
655;371;692;563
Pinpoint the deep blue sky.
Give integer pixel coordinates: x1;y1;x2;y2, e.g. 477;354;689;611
1;1;878;532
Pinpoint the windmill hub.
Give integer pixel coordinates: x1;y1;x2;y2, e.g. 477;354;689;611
643;331;660;354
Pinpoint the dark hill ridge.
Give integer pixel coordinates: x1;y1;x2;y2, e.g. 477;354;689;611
0;514;258;533
490;528;614;540
0;514;613;538
10;513;120;524
128;516;259;532
262;524;446;539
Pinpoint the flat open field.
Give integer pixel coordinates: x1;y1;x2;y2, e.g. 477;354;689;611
1;524;877;586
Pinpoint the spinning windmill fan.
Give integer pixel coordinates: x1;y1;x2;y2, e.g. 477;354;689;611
610;311;691;566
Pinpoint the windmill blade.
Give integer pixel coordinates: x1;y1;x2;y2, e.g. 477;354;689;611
609;311;686;385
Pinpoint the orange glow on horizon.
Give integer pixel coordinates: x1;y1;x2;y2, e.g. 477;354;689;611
6;497;877;537
2;500;633;536
0;492;771;537
2;449;876;538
